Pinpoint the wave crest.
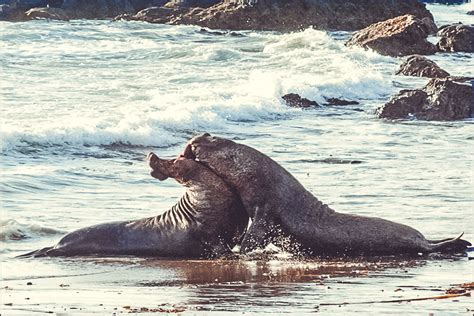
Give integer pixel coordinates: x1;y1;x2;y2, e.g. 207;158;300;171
0;219;63;241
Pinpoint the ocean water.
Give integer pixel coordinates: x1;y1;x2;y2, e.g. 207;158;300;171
1;3;473;315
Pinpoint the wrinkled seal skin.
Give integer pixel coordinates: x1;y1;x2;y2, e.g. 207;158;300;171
184;133;471;256
20;154;247;258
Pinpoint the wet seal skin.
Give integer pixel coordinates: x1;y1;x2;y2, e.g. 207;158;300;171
183;133;471;256
19;154;247;258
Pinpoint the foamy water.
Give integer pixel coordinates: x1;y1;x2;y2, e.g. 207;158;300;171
1;3;473;315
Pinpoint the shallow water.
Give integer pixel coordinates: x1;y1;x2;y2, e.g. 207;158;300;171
1;2;474;315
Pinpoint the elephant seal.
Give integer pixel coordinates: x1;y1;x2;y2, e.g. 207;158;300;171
181;133;471;256
20;154;248;258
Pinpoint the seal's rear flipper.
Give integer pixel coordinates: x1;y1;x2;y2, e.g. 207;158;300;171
16;246;54;258
430;233;472;253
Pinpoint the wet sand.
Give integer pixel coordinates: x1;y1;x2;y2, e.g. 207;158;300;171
1;255;472;315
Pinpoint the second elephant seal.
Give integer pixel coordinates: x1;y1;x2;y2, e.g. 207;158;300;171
182;133;470;256
20;154;248;258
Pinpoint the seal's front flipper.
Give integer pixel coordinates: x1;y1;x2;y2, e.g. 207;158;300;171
430;233;471;253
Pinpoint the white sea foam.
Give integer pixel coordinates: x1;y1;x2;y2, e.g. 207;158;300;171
427;3;474;25
459;2;474;11
0;26;394;151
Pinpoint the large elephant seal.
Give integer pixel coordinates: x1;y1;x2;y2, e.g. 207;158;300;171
182;133;471;256
20;154;248;258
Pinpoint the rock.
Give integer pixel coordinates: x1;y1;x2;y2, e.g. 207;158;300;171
123;0;434;32
4;0;49;9
467;10;474;16
282;93;319;108
0;4;28;21
25;7;69;20
324;97;359;106
396;55;450;78
346;14;438;57
437;24;474;53
421;16;438;35
115;6;177;22
62;0;135;19
376;78;474;121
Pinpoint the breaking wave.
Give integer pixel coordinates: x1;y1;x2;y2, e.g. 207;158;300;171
1;25;393;152
0;219;63;241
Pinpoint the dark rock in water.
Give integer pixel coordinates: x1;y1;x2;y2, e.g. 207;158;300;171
421;17;438;35
282;93;319;108
115;5;175;22
25;7;69;20
0;4;28;21
396;55;450;78
346;14;438;57
467;10;474;16
376;78;474;121
377;89;429;119
122;0;433;32
62;0;134;19
324;97;359;106
437;24;474;53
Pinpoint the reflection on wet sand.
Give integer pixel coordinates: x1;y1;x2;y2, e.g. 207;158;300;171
136;257;426;285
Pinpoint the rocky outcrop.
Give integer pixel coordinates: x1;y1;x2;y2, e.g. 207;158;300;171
396;55;450;78
62;0;135;19
119;0;433;32
421;17;438;35
116;6;177;22
25;7;69;20
323;97;359;106
376;78;474;121
0;4;28;21
346;15;438;57
467;10;474;16
282;93;319;108
437;24;474;53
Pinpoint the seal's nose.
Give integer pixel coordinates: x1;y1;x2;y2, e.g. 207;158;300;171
147;153;170;181
147;153;162;168
146;152;155;161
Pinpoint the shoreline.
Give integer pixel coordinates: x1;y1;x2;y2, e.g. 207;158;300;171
2;256;472;314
